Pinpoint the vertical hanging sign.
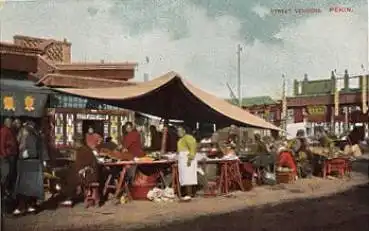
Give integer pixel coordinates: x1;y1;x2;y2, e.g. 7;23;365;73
334;88;340;116
281;74;287;131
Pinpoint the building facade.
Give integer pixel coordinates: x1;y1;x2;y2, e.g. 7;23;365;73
239;71;368;136
287;71;368;135
1;35;138;149
240;96;282;127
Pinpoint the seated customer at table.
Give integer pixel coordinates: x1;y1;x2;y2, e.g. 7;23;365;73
61;135;100;206
97;136;118;152
277;146;297;176
85;127;102;150
121;122;145;158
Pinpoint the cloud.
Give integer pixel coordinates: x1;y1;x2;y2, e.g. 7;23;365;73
0;0;367;99
252;4;270;19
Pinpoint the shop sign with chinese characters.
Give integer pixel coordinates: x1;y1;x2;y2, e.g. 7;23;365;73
307;105;326;115
3;96;15;111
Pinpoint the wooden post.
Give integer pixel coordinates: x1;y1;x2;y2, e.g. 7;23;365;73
160;120;169;157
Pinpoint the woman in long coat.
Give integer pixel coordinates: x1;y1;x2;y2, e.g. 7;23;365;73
13;124;48;215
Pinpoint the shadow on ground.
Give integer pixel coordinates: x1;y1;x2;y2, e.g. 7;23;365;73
50;183;369;231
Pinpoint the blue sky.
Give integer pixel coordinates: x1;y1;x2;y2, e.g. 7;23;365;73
0;0;367;98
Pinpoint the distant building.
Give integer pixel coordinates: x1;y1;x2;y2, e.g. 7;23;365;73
228;96;282;127
228;71;368;136
287;71;368;135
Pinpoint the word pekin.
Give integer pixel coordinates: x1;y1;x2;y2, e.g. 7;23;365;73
329;6;353;13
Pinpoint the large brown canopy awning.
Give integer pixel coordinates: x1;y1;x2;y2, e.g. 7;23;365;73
54;71;281;131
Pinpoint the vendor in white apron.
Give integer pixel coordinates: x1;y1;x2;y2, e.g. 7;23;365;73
176;126;198;200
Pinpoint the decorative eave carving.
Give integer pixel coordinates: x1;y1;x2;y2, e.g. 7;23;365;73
0;42;44;55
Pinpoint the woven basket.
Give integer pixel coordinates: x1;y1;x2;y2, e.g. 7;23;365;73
242;179;253;191
276;171;294;184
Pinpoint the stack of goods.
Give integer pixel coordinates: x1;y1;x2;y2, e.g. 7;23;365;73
308;146;345;159
343;144;362;158
198;138;221;158
146;187;175;202
135;156;155;162
145;151;161;160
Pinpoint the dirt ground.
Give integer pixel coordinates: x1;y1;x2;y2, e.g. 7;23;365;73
3;160;369;231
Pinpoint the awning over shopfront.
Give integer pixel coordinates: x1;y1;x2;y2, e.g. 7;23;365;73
0;79;51;118
54;71;281;131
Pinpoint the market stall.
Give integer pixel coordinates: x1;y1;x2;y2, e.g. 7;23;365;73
53;71;281;202
54;71;281;130
308;146;352;178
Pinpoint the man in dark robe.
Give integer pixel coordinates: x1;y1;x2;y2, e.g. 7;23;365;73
0;117;18;194
61;135;100;206
13;124;46;215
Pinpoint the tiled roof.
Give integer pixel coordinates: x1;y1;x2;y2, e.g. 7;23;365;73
55;62;137;70
37;73;137;88
227;96;276;107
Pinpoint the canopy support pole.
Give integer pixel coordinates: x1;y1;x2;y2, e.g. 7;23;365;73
160;119;169;157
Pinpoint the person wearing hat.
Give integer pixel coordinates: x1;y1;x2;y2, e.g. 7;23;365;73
289;129;312;178
60;134;100;206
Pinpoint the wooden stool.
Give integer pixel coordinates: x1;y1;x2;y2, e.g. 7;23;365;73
84;182;100;208
103;172;132;201
43;170;59;197
103;174;117;197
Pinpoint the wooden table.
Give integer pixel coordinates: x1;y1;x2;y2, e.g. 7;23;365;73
102;160;175;199
172;159;244;196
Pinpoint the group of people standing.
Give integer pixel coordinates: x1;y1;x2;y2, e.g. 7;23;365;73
0;117;49;215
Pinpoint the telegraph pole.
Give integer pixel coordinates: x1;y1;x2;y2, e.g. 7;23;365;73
236;44;243;151
237;44;242;107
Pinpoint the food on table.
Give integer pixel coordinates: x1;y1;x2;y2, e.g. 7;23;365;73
136;156;155;162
